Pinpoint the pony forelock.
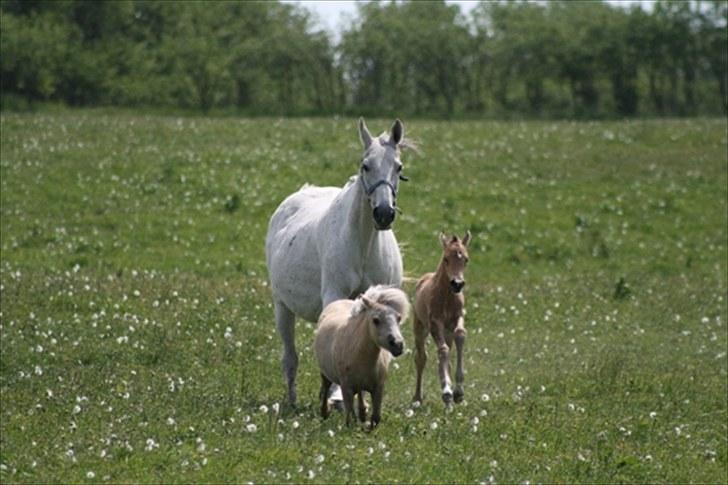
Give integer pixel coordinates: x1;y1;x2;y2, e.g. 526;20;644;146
351;285;411;322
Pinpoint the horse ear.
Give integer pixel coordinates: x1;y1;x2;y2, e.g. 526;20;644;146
439;232;449;249
390;119;404;146
462;230;472;246
361;295;375;308
358;117;373;149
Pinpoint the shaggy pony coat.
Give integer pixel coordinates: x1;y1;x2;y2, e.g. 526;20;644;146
315;285;410;427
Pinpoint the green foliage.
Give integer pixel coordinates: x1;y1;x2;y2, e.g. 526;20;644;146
0;112;726;482
1;0;726;117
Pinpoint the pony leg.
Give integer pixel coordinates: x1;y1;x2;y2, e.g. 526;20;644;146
432;324;453;407
357;392;367;423
412;317;428;403
370;384;384;429
453;317;466;403
274;300;298;407
319;374;332;419
341;385;355;427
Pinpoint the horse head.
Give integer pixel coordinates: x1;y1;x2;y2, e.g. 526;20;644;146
358;118;410;231
439;231;471;294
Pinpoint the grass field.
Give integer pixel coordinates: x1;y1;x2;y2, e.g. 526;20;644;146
1;111;726;483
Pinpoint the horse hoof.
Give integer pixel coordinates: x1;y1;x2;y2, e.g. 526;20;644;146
453;388;464;403
329;398;344;412
442;391;453;405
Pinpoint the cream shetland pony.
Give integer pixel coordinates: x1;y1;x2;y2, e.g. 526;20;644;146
266;118;412;406
315;285;410;428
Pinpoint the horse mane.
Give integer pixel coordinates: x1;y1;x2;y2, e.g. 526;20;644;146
377;133;420;154
351;285;411;322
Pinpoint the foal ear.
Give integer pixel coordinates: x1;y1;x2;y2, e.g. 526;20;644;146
439;232;449;249
390;119;404;146
358;117;373;149
462;230;472;246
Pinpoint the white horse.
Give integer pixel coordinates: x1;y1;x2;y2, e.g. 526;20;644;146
265;118;412;406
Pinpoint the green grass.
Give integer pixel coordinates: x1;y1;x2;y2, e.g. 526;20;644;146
1;111;726;483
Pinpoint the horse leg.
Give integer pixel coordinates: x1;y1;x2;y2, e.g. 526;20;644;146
319;374;332;419
453;317;466;403
322;289;344;408
357;392;367;423
370;384;384;429
433;324;453;407
412;316;428;403
274;300;298;407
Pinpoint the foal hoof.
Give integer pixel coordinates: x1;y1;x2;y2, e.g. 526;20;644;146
453;388;464;403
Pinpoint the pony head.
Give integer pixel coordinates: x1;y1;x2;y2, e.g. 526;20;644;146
353;285;410;357
439;231;471;294
357;118;413;231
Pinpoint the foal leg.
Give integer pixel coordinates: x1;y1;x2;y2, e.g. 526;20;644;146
319;374;332;419
432;324;453;407
453;317;467;403
412;316;428;403
274;300;298;407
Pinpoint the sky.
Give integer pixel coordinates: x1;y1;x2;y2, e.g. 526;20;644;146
282;0;650;41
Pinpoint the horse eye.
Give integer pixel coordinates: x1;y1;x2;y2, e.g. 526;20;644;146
465;257;470;264
396;165;402;172
443;257;449;265
373;317;380;326
362;164;370;172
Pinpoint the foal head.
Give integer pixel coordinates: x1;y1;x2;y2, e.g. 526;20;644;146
439;231;472;294
354;286;410;357
357;118;410;231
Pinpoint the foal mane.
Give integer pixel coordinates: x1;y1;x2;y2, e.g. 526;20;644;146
351;285;411;322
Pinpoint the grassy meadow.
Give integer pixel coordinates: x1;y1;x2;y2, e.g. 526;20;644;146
0;111;726;483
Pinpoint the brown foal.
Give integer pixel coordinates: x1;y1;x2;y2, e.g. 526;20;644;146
413;231;471;406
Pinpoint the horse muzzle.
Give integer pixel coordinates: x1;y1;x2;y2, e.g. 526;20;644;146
373;204;396;230
388;337;404;357
450;279;465;294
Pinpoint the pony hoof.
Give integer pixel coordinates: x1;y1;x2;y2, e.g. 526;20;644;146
453;388;464;403
329;398;344;412
442;391;453;405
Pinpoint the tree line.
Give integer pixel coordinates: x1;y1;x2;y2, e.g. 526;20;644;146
1;0;726;118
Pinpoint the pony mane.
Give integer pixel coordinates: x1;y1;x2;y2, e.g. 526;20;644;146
351;285;411;322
